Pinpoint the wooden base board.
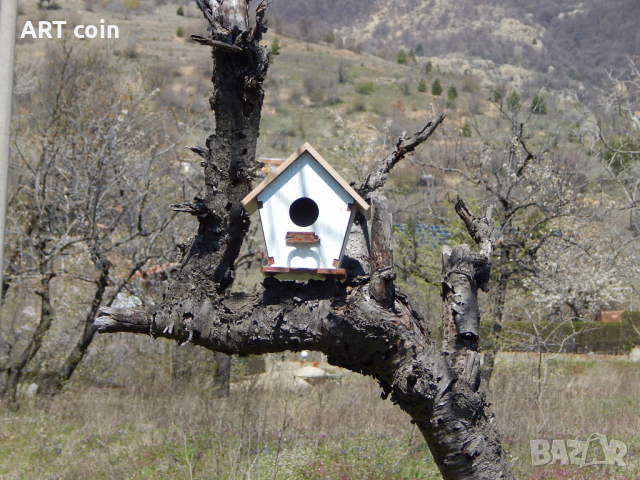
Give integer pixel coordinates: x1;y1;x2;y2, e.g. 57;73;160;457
261;266;346;280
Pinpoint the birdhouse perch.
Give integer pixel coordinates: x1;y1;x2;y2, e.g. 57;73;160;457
241;143;370;280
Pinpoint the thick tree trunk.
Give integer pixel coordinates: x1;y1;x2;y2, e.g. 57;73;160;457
93;3;513;479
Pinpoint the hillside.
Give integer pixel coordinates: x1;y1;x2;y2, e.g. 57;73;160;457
267;0;640;88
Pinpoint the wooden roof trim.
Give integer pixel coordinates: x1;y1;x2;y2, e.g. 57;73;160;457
241;142;370;218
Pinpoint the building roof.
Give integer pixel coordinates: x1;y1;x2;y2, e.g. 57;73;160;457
241;142;370;218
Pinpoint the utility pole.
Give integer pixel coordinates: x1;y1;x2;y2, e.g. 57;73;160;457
0;0;19;310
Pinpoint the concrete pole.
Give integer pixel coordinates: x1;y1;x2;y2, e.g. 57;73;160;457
0;0;19;310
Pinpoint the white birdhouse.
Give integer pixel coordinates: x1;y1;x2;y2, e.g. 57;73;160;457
241;143;370;280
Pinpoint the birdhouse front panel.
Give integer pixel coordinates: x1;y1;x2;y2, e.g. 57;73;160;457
257;151;355;271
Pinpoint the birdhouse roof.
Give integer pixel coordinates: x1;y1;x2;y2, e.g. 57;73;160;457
241;142;370;218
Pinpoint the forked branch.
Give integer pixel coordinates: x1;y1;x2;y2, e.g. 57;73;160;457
358;114;445;197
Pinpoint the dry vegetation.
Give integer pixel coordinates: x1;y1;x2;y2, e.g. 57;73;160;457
0;363;440;480
1;355;639;479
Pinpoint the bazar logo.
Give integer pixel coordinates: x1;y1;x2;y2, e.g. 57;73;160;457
530;434;627;467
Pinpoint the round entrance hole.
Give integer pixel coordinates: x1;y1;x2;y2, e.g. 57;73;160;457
289;197;319;227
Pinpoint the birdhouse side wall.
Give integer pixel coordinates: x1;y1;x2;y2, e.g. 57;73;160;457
257;154;354;270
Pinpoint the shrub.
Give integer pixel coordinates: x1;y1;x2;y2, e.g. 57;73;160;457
461;122;472;138
349;97;366;113
176;6;184;16
418;79;427;92
176;26;184;38
122;0;140;15
322;31;335;44
302;75;328;104
355;81;375;95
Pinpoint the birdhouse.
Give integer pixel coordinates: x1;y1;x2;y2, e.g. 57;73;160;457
241;143;370;280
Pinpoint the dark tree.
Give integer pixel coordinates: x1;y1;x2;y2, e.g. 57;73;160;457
425;60;433;74
448;84;458;101
96;2;514;479
531;94;547;114
270;37;281;55
507;90;521;110
432;78;443;96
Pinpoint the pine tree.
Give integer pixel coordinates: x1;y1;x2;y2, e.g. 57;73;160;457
507;90;521;110
531;94;547;114
431;78;443;96
418;79;427;93
425;61;433;74
271;38;281;56
397;49;408;65
448;84;458;101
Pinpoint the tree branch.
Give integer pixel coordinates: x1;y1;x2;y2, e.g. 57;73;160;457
357;114;445;197
441;198;494;391
96;276;511;479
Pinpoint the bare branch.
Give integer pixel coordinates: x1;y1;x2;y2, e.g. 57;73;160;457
357;114;444;197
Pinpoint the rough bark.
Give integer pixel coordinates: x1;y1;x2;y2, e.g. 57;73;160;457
441;199;493;394
93;3;514;479
369;193;395;308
